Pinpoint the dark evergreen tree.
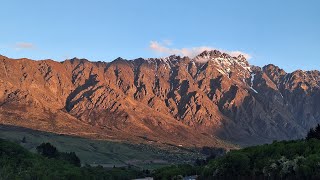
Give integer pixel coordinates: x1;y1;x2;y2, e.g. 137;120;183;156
306;124;320;140
36;142;58;158
59;152;81;167
21;136;26;143
315;124;320;139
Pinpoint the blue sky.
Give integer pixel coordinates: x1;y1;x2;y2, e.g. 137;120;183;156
0;0;319;72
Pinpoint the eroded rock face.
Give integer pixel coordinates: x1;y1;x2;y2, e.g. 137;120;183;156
0;51;319;146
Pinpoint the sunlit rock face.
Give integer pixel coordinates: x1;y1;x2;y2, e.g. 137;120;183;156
1;51;320;146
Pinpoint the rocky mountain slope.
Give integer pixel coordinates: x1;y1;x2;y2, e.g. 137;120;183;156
0;50;319;146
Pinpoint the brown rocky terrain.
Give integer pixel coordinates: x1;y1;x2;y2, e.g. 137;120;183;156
0;50;319;147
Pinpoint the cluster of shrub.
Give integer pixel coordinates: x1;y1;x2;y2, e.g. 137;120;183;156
0;139;146;179
153;124;320;179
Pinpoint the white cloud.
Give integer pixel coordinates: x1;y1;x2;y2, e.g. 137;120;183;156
228;51;251;59
149;40;251;59
162;39;172;46
15;42;35;50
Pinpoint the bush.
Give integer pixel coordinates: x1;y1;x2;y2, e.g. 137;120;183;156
306;124;320;140
36;142;58;158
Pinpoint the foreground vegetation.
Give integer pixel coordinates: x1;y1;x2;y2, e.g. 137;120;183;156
0;138;146;179
0;124;205;169
3;125;320;179
154;125;320;179
4;138;320;180
153;139;320;179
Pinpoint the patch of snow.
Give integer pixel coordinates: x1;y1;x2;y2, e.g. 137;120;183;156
251;73;255;86
250;87;259;93
250;73;258;93
283;74;290;84
279;93;284;98
196;63;207;76
244;66;252;72
217;69;226;75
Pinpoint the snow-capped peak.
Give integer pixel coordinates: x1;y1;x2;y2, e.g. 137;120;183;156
193;50;251;72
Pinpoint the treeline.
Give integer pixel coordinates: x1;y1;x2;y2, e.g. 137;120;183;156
0;139;145;179
153;124;320;180
36;142;81;167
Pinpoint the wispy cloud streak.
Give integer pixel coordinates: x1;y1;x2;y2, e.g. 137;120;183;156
149;40;251;59
15;42;36;50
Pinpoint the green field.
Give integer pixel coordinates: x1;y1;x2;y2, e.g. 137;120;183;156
0;125;204;169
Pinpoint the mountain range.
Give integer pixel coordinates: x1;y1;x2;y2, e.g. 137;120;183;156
1;50;319;147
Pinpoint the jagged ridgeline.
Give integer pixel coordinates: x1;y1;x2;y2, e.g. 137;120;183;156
0;50;320;147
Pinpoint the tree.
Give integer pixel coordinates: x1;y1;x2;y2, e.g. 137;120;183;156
306;124;320;140
36;143;58;158
306;128;316;140
21;136;26;143
195;158;206;166
60;152;81;167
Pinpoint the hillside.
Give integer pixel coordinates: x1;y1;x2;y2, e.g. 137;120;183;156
0;124;208;169
3;130;320;180
1;51;320;146
0;138;146;179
